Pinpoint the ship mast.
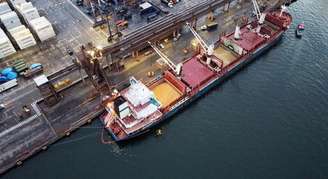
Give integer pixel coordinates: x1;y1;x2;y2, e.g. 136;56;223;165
148;42;182;75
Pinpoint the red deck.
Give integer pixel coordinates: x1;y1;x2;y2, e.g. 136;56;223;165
228;27;266;52
181;56;215;89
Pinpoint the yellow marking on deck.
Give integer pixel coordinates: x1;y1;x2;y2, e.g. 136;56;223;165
214;46;238;67
152;81;182;108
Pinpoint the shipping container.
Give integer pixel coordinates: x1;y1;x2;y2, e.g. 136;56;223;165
0;2;11;15
0;11;22;30
0;28;16;59
9;25;36;49
8;0;26;8
16;2;39;22
29;17;55;42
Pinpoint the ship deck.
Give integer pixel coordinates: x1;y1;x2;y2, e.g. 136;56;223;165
181;56;215;89
151;80;183;108
213;46;239;67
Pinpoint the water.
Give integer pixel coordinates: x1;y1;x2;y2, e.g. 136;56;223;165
3;1;328;178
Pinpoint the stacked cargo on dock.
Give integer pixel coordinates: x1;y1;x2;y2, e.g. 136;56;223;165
0;28;16;59
11;1;55;42
29;17;56;42
8;25;36;49
0;2;11;15
8;0;26;8
0;11;22;30
15;2;39;22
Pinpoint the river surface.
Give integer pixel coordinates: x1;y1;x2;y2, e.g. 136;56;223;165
3;0;328;178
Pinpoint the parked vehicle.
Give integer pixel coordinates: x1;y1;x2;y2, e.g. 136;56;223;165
139;2;160;17
116;20;128;29
200;22;218;31
161;0;180;8
22;63;43;78
147;13;158;22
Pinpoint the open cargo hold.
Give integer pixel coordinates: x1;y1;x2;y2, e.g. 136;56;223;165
29;17;55;41
0;2;11;15
0;11;22;30
0;28;16;58
9;25;36;49
150;71;186;109
213;45;239;67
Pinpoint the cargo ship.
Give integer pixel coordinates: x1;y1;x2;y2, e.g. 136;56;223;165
100;5;292;142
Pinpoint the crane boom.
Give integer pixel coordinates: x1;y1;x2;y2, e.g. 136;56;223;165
252;0;261;20
186;23;209;53
148;42;182;75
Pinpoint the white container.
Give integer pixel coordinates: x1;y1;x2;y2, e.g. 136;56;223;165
9;0;26;8
0;11;22;30
0;2;11;15
20;6;39;22
9;25;36;49
29;17;56;42
0;28;16;59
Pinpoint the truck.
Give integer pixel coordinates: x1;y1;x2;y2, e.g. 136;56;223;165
200;22;218;31
21;63;43;78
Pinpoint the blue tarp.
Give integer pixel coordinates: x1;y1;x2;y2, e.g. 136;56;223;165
0;76;8;82
6;71;18;80
1;67;14;76
30;63;42;69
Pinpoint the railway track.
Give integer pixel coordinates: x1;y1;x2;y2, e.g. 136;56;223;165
102;0;229;59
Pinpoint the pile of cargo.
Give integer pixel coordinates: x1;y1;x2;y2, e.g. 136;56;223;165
8;25;36;49
29;17;56;42
0;2;16;58
13;0;56;42
0;0;56;58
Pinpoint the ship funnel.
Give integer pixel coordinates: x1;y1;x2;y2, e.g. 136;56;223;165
234;25;241;40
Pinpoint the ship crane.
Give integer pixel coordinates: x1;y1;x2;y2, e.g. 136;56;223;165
251;0;267;33
185;23;222;72
148;41;182;76
186;22;214;56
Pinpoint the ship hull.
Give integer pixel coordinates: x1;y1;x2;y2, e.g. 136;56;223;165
107;31;285;142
